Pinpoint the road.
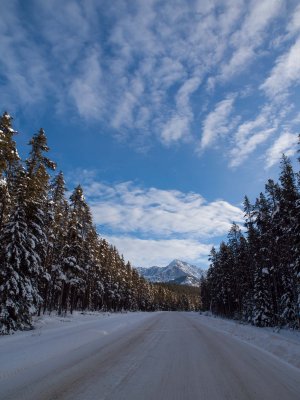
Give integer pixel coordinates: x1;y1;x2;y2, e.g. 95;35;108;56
0;312;300;400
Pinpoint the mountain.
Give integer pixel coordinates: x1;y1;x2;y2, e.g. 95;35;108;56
137;259;205;287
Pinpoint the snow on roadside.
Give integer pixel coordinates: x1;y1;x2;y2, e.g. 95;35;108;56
0;311;119;342
0;311;158;378
197;313;300;369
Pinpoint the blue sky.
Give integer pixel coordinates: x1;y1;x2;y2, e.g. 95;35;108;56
1;0;300;268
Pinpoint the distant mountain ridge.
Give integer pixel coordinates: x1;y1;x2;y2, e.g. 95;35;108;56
137;259;205;287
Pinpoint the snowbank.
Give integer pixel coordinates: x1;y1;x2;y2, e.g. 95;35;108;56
198;313;300;369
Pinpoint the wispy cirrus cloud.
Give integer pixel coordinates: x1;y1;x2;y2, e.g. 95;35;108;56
260;37;300;99
200;95;236;150
218;0;284;82
265;131;299;169
161;77;201;144
1;0;300;168
228;100;299;168
69;48;104;119
0;0;52;107
286;3;300;38
229;105;278;168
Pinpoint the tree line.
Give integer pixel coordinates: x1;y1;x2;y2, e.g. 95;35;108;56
200;146;300;328
0;112;199;334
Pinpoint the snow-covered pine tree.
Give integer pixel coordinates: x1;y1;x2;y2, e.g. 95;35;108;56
204;246;221;314
227;223;246;318
294;135;300;327
243;196;260;323
81;224;99;311
218;242;236;317
264;179;282;324
128;262;140;311
0;177;10;234
122;261;135;311
0;112;20;182
59;185;95;313
25;128;56;315
0;167;42;333
103;244;118;311
252;266;272;327
89;236;104;311
97;238;112;311
257;192;279;324
251;193;274;326
43;172;69;312
277;155;299;327
0;112;20;231
237;234;254;322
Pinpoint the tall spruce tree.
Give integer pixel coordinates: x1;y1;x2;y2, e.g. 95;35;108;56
295;135;300;326
277;156;299;326
0;112;20;231
0;167;42;333
43;172;69;312
25;129;56;315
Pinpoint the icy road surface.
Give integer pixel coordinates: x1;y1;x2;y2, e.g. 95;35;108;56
0;312;300;400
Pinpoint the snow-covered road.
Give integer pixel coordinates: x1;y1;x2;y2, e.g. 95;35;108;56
0;312;299;400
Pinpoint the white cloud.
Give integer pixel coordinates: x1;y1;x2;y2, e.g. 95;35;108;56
0;1;52;107
111;76;145;130
229;105;280;167
260;37;300;98
219;46;255;81
161;76;202;144
176;77;202;112
200;95;236;150
265;131;298;168
38;1;91;64
286;4;300;38
0;0;243;143
83;181;243;239
1;0;299;168
154;57;186;90
219;0;284;81
104;235;212;268
231;128;276;168
291;112;300;125
68;176;243;268
69;49;104;119
161;115;191;144
234;0;283;44
275;3;300;45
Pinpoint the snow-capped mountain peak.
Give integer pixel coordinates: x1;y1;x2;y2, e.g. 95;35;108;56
137;260;205;286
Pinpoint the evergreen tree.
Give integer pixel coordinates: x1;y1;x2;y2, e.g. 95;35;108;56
0;167;42;333
25;128;56;315
0;112;20;231
0;112;20;182
254;193;276;324
252;266;272;327
59;185;95;313
43;172;69;312
294;135;300;326
277;156;299;326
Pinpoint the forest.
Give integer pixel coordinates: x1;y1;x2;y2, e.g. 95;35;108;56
0;112;200;334
200;143;300;329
